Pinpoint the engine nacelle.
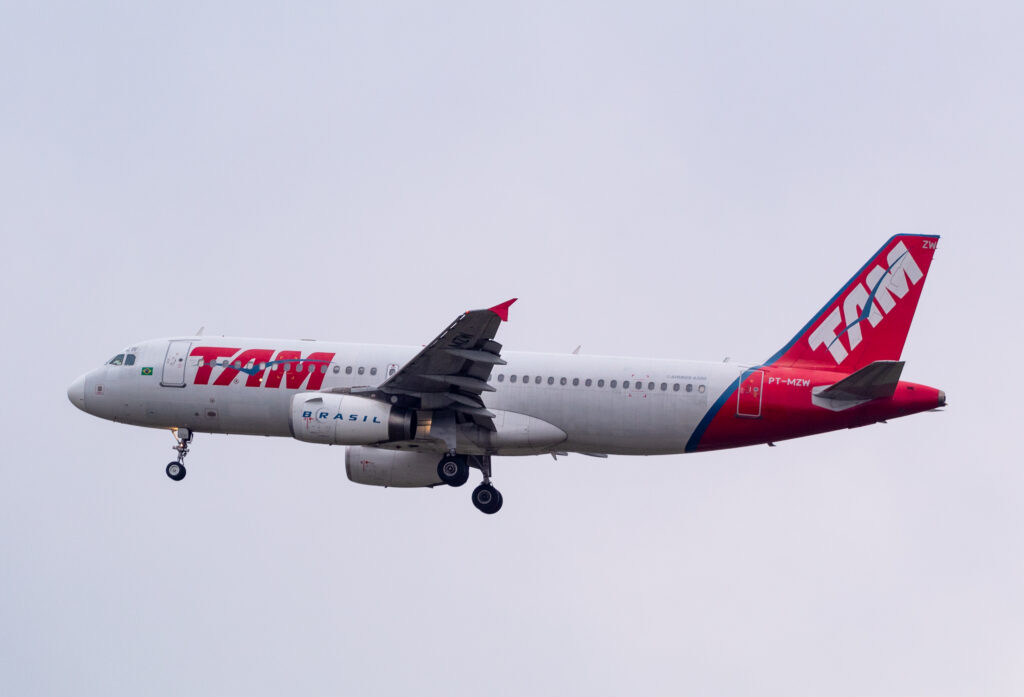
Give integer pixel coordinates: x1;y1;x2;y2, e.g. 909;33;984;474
345;446;443;488
290;393;416;445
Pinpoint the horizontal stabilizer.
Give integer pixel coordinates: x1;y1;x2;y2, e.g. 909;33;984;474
811;358;909;403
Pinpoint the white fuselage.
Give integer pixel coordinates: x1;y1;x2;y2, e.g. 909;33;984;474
73;336;746;456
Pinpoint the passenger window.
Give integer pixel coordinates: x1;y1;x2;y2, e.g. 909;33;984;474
320;365;327;374
547;377;554;385
560;377;568;386
636;381;642;390
699;384;706;393
585;379;592;387
673;383;680;391
610;380;617;388
572;378;579;386
660;383;667;391
510;375;518;383
498;374;505;382
523;375;529;383
370;367;377;376
333;365;340;374
648;382;654;391
598;379;605;387
233;361;241;369
686;384;694;392
125;354;136;366
535;376;541;384
108;354;125;366
345;366;353;375
358;367;365;375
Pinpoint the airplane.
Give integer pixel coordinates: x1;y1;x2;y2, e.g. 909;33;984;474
67;235;945;514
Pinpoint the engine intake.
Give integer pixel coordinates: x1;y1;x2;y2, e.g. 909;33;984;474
290;393;416;445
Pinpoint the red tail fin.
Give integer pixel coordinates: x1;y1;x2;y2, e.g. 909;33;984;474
766;235;939;371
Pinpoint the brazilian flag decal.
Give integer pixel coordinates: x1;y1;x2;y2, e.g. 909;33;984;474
141;367;154;376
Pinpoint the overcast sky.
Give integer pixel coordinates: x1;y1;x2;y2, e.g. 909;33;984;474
2;2;1022;695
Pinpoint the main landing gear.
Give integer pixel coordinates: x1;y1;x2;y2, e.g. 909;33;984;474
471;482;502;515
438;453;502;514
437;454;471;487
165;427;192;482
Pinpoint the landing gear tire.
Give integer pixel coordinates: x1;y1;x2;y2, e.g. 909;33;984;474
437;456;470;487
166;428;192;482
472;482;503;514
166;461;186;481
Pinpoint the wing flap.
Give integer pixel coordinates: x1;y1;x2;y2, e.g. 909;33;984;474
444;348;508;365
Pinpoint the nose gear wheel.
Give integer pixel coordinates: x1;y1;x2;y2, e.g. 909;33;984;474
165;428;193;482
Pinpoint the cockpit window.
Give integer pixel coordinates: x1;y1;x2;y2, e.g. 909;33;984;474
124;354;136;366
107;354;125;366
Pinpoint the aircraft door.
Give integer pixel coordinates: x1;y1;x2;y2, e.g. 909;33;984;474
161;340;192;387
736;370;763;418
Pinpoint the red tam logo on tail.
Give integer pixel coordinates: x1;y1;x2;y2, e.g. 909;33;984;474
767;235;939;371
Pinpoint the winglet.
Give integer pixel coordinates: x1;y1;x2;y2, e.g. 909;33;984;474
487;298;517;322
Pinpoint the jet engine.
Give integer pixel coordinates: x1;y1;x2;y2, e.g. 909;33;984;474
345;446;443;488
290;393;416;445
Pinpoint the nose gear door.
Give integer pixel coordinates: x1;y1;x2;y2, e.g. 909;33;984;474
160;340;192;387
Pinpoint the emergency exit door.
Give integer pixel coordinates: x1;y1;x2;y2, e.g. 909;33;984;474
161;340;192;387
736;370;763;418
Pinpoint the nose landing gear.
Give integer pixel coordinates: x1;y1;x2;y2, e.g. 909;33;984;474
165;428;192;482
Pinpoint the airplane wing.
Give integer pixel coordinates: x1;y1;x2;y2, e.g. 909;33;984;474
356;299;516;431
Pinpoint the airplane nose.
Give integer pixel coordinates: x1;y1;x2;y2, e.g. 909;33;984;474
68;374;87;411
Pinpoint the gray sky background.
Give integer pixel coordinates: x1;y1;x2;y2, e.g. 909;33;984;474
2;2;1021;695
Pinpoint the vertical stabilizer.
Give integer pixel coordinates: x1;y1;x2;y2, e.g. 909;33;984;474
766;235;939;372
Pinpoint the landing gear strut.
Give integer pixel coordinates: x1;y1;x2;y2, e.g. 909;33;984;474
166;428;192;481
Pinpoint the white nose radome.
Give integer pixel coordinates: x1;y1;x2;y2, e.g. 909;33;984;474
67;374;87;411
